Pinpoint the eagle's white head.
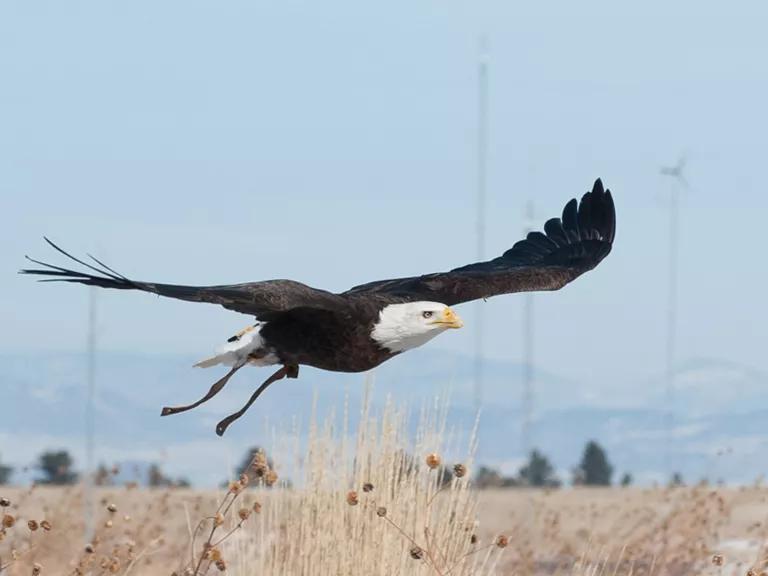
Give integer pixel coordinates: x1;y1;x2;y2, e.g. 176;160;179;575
371;301;464;353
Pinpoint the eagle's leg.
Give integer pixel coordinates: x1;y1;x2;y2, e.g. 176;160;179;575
215;364;297;437
160;364;244;417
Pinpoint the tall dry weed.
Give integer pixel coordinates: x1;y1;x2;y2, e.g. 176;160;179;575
202;391;507;575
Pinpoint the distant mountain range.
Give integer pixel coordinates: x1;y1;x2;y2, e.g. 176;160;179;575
3;350;767;486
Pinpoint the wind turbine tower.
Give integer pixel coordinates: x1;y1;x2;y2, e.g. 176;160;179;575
659;155;689;476
521;200;535;456
473;36;489;411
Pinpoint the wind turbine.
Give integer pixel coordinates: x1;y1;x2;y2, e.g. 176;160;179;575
660;155;690;188
658;153;689;478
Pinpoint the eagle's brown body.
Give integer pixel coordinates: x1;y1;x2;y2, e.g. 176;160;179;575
258;298;400;373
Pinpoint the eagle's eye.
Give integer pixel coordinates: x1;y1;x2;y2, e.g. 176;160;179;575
422;311;434;319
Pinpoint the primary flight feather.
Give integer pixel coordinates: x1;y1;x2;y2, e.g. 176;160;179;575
21;178;615;436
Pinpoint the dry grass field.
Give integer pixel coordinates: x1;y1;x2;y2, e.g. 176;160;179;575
3;400;768;575
4;483;768;575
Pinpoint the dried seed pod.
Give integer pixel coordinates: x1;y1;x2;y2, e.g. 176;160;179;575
28;519;39;531
239;473;250;487
84;543;95;554
32;563;42;575
425;453;441;470
470;534;478;544
106;503;117;513
200;542;214;560
2;514;15;528
238;508;251;521
215;558;227;572
214;513;225;527
453;464;467;478
252;501;262;514
346;491;359;506
376;506;387;517
40;520;52;531
0;498;10;507
362;482;374;493
495;535;509;549
265;470;278;487
712;554;723;566
251;452;268;477
410;546;424;560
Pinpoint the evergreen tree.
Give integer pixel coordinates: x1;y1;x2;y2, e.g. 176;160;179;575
669;472;685;487
620;472;633;487
518;450;561;487
474;466;504;489
574;441;613;486
147;463;190;488
148;463;171;487
0;454;12;485
37;450;77;485
473;465;521;489
94;463;113;486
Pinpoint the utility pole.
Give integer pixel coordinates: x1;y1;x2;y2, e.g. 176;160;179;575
521;201;535;456
659;156;687;477
84;288;97;542
473;36;489;412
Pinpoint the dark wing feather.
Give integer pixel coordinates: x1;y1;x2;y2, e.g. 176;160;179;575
344;179;615;306
20;238;345;319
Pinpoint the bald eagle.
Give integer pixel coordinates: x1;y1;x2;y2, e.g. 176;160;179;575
21;179;615;436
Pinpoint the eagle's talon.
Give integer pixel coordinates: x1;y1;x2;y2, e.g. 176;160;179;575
213;365;291;436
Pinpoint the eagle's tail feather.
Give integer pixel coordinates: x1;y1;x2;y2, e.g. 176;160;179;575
194;355;223;369
194;325;277;369
20;238;139;291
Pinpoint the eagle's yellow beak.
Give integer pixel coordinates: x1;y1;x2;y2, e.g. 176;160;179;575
433;307;463;329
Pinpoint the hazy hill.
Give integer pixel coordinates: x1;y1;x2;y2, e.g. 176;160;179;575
2;350;766;486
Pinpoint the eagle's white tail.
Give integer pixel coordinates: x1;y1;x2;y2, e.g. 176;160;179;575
193;355;224;369
194;324;278;369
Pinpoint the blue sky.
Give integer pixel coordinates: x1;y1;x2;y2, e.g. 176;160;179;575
3;1;767;394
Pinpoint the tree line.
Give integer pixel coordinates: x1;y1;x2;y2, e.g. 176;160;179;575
475;440;634;488
1;442;688;489
0;450;189;487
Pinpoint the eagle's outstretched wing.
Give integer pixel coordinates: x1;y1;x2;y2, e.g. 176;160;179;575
344;179;615;306
20;240;345;320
